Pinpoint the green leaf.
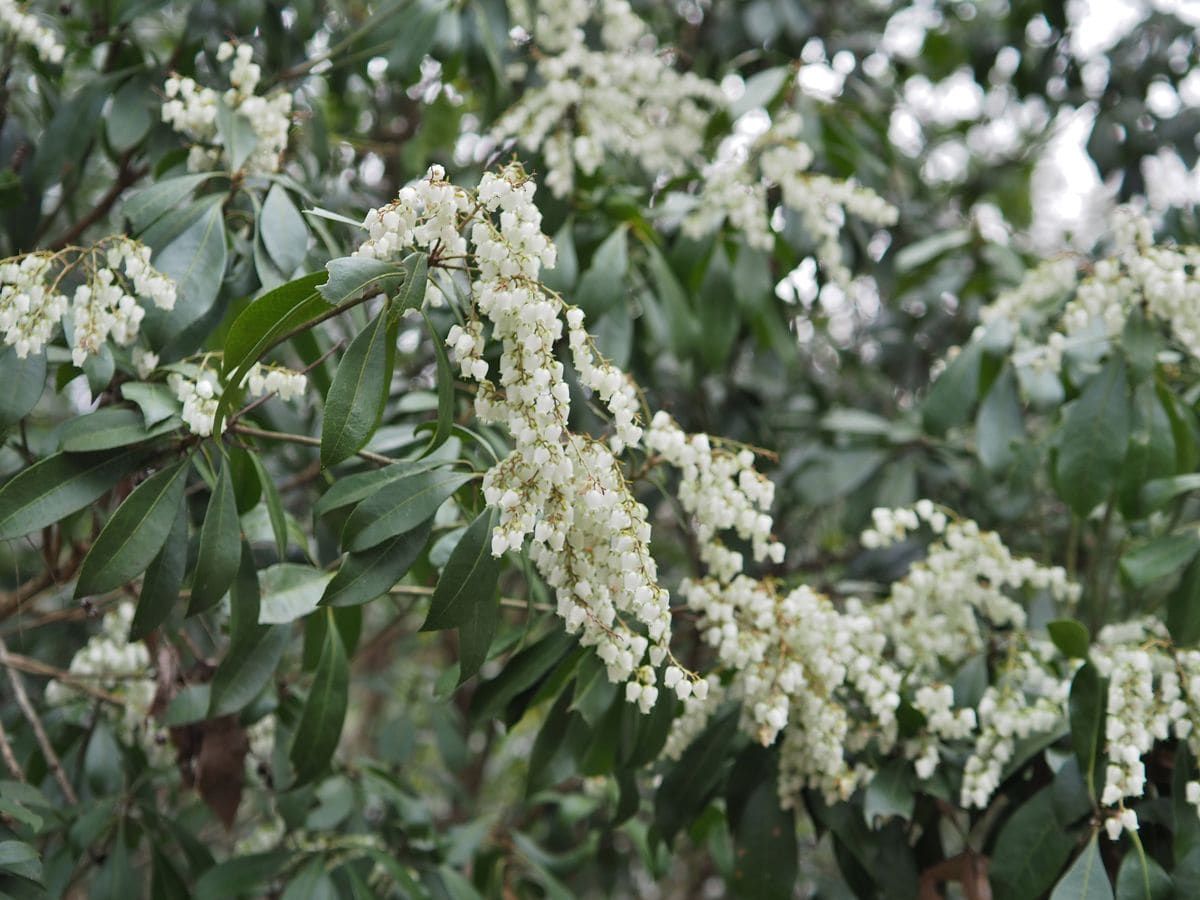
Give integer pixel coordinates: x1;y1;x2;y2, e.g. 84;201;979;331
1115;851;1171;900
387;252;427;326
1055;357;1131;516
655;707;740;844
321;306;396;467
120;381;179;426
215;99;259;173
209;622;289;717
146;198;228;347
1141;474;1200;513
106;79;153;152
922;339;982;436
894;228;971;273
729;777;797;900
0;449;140;539
862;758;915;826
976;365;1024;472
75;461;189;597
188;460;241;615
60;407;176;452
313;458;447;517
1168;553;1200;646
457;573;499;685
423;310;455;456
422;508;499;631
249;452;288;561
990;786;1077;900
470;630;577;723
261;184;308;276
576;227;628;317
342;469;473;552
320;521;431;608
1069;663;1106;803
318;256;406;306
34;79;111;188
1050;835;1113;900
1119;530;1200;588
1048;619;1091;659
0;346;45;431
289;614;349;786
123;173;221;234
129;503;188;640
259;563;335;624
193;851;292;900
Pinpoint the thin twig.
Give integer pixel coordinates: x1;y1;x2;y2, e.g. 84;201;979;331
0;636;78;803
1;651;125;705
46;152;148;251
388;584;551;612
230;423;395;467
0;717;23;781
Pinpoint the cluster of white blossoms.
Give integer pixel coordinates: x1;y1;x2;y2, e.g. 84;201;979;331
495;0;722;197
244;362;307;402
0;238;175;364
162;41;293;176
0;253;67;358
168;366;221;437
681;110;897;288
69;240;177;366
43;603;170;766
0;0;64;63
355;164;680;709
968;209;1200;375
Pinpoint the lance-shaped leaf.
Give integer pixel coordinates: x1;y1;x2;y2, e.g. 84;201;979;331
290;614;349;786
321;305;396;467
1050;834;1112;900
342;469;473;551
129;503;189;640
188;460;241;615
0;449;141;540
422;309;455;456
422;509;499;632
313;458;447;518
260;183;308;276
0;346;45;431
249;451;288;562
1055;357;1131;516
75;461;189;597
321;521;431;608
61;407;179;452
318;256;406;306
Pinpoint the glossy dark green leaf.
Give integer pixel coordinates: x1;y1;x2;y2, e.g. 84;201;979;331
423;509;499;631
33;79;111;188
193;851;292;900
318;256;406;306
423;311;455;456
1141;474;1200;512
150;846;191;900
1050;835;1113;900
1114;851;1171;900
990;786;1077;900
922;339;982;436
249;451;288;561
61;407;176;452
862;758;915;825
321;306;395;467
0;346;45;431
1055;357;1131;516
976;365;1024;472
313;458;448;517
146;198;228;347
120;382;178;426
388;252;427;326
123;173;221;234
75;461;189;597
1119;381;1176;518
0;449;140;540
470;630;577;723
342;469;473;551
1047;619;1091;659
188;460;241;615
290;615;349;786
129;502;188;640
655;707;740;844
1119;530;1200;588
261;183;308;276
729;777;797;900
106;79;153;152
221;273;327;379
576;227;628;317
258;563;334;623
1069;663;1105;801
320;521;431;608
1168;553;1200;646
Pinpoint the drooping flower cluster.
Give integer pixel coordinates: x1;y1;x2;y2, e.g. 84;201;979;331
43;603;170;766
681;110;897;287
0;238;175;364
967;209;1200;376
70;239;177;366
495;0;723;197
244;362;307;402
0;0;64;63
169;359;307;437
162;41;293;176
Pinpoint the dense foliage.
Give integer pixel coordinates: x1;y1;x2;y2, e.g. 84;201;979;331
3;0;1200;897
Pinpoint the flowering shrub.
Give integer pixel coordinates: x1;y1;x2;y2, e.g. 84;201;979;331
3;1;1200;898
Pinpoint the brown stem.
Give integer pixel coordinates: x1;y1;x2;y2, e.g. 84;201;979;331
46;152;148;251
0;635;78;803
230;423;395;467
0;716;23;781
